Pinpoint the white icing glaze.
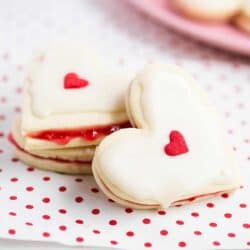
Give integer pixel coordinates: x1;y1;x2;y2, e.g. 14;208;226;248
94;64;242;208
28;40;130;118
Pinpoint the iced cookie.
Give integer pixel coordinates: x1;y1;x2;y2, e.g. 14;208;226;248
22;40;131;151
9;118;94;174
235;0;250;33
173;0;243;21
93;63;242;209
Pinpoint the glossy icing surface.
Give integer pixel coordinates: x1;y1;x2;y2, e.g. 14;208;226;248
94;64;241;208
21;40;130;135
29;40;129;118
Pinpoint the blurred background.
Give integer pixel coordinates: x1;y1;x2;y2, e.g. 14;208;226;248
2;0;250;67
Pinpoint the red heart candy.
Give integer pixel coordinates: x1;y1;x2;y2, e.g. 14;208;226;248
164;130;189;156
64;72;89;89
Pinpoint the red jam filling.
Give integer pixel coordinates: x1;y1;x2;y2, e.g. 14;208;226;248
174;191;223;203
28;122;131;145
8;134;90;164
100;175;225;207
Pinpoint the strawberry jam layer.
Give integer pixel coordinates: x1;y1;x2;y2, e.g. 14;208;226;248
8;134;91;164
99;173;226;207
28;122;131;145
174;191;223;204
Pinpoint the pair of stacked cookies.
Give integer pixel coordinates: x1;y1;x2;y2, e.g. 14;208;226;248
9;41;131;174
173;0;250;34
10;41;242;209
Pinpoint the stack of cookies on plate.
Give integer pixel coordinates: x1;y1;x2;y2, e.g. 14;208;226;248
9;40;131;174
173;0;250;34
9;39;242;209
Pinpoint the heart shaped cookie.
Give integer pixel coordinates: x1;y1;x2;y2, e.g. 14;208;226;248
21;39;131;150
11;39;132;174
93;63;242;209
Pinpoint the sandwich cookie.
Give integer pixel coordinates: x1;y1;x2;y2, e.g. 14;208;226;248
9;118;95;174
93;63;242;209
21;40;131;151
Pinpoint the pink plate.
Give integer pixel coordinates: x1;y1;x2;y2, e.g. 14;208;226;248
126;0;250;56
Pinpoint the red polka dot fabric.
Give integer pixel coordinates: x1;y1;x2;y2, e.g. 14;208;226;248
0;0;250;249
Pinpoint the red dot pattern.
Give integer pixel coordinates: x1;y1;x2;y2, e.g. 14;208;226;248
158;210;166;215
209;222;218;228
75;219;84;224
42;232;50;238
58;209;67;214
91;188;99;193
178;241;186;247
42;214;51;220
142;218;151;224
160;229;168;236
224;213;232;218
59;225;67;231
227;232;236;238
109;219;117;226
26;186;34;192
194;230;202;236
126;231;134;237
144;242;152;248
206;202;214;208
243;223;250;229
213;241;221;246
75;196;84;203
42;197;50;203
239;203;247;208
76;237;84;243
125;208;133;213
91;208;100;215
0;3;250;248
10;177;18;182
176;220;184;225
58;186;67;192
75;178;83;182
25;204;34;209
8;229;16;235
110;240;118;245
191;212;199;217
